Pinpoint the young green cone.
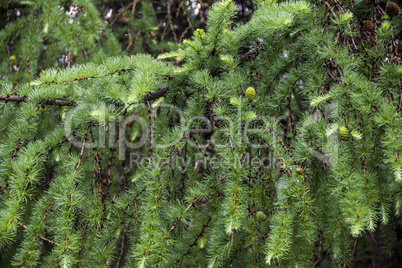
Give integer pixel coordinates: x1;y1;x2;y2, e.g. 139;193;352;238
339;126;349;141
256;211;267;221
245;87;256;101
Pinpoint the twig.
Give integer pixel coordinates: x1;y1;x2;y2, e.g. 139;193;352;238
165;196;201;243
311;210;323;268
0;95;76;106
99;187;146;262
0;87;169;107
115;225;127;268
147;101;155;165
89;127;103;183
0;183;9;193
193;137;216;173
18;222;57;245
231;228;235;247
119;187;146;227
182;216;211;256
73;134;87;176
40;199;55;226
351;238;358;260
143;87;168;102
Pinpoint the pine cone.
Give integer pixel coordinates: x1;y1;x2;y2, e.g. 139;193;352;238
385;2;400;17
117;13;128;24
245;87;256;101
339;126;349;141
256;211;267;221
296;167;303;174
363;20;375;32
392;56;402;64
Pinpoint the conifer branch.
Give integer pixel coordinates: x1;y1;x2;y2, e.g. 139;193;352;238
73;134;88;176
119;187;146;227
231;228;235;247
165;196;201;243
106;134;117;187
261;124;299;167
115;225;127;268
193;137;216;173
89;127;103;183
18;222;57;245
351;238;358;260
1;0;401;266
0;95;77;106
180;143;188;199
99;187;146;262
0;95;28;103
39;68;135;85
312;212;323;268
143;88;168;102
0;183;8;193
147;101;155;164
166;138;188;167
12;140;20;161
0;87;169;107
182;216;211;257
41;200;55;226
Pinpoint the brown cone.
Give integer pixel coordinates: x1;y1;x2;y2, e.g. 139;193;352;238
385;2;400;17
363;20;375;32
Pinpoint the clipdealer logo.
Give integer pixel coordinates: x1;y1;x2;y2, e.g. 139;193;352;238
63;100;339;167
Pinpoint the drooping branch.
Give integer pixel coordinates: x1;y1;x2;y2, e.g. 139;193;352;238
0;95;77;106
0;183;8;193
143;87;168;102
18;222;57;245
43;99;77;106
0;87;169;107
165;196;201;244
39;68;135;85
182;216;211;258
0;95;28;103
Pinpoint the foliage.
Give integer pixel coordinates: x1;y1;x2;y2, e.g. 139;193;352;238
0;0;224;83
0;0;402;267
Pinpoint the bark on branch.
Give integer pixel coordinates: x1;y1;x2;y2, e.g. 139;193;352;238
143;87;168;102
0;88;168;106
0;95;76;106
